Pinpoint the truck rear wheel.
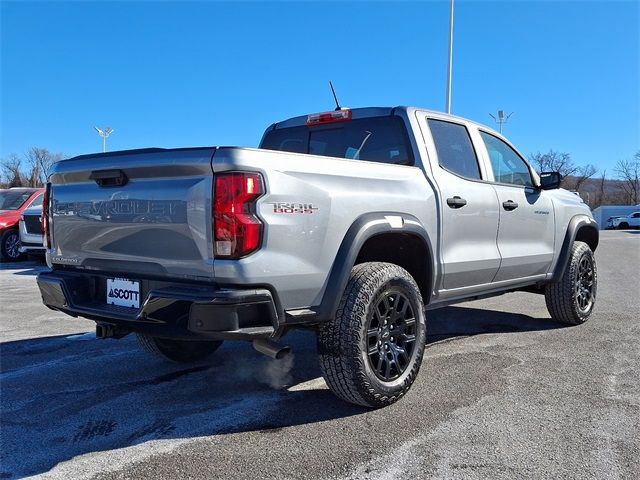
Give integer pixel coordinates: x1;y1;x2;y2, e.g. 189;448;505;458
545;241;597;325
136;333;223;363
317;262;427;408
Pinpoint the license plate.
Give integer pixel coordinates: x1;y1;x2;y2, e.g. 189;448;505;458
106;278;140;309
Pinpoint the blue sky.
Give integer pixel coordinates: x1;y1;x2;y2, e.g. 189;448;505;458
1;1;638;173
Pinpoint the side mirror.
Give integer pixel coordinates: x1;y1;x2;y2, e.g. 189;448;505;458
539;171;562;190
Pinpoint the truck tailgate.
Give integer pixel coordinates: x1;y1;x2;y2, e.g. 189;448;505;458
48;148;216;280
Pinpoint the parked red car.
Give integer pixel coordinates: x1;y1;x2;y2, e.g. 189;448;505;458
0;188;45;261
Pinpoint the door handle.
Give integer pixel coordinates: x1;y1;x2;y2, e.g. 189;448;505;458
502;200;519;211
447;196;467;209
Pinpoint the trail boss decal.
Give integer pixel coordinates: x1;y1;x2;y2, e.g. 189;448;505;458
269;202;318;214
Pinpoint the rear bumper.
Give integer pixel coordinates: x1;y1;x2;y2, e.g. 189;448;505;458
37;270;281;340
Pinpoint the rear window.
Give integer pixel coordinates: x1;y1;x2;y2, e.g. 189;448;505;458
0;191;33;210
260;116;414;165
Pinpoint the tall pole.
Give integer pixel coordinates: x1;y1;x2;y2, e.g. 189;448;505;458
94;127;114;153
489;111;514;134
445;0;454;114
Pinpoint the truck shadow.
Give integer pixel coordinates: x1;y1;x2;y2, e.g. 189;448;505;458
0;259;48;276
1;305;562;478
428;305;565;344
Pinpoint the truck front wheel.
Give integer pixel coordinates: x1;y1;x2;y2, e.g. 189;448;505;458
545;241;597;325
317;262;427;408
136;333;223;363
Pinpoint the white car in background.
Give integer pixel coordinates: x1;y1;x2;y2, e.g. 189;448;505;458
19;206;46;256
611;211;640;229
605;216;624;229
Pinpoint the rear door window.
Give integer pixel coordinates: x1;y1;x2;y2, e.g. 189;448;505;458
427;119;482;180
261;116;414;166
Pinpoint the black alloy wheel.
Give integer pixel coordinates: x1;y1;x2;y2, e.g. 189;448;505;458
366;290;417;381
575;253;595;314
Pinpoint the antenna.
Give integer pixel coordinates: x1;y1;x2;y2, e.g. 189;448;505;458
329;81;342;111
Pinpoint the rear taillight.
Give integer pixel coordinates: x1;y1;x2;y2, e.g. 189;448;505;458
42;183;51;248
213;172;264;258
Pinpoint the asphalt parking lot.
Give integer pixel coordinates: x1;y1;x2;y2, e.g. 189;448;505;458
1;230;638;480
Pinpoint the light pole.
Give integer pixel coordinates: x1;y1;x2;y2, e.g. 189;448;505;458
445;0;454;114
94;127;114;152
489;110;513;134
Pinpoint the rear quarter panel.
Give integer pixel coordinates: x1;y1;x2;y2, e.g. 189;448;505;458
211;147;436;309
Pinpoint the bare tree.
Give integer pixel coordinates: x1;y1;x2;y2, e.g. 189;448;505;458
1;153;25;187
25;148;62;187
572;164;598;191
615;152;640;205
528;150;579;183
593;169;607;208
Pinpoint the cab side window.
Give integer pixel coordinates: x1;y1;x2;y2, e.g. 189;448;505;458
479;131;533;187
428;119;481;180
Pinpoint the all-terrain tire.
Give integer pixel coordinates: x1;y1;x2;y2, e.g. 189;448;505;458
136;333;223;363
545;241;597;325
317;262;427;408
0;229;24;262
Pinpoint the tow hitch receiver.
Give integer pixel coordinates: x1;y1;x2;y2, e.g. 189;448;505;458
96;323;130;340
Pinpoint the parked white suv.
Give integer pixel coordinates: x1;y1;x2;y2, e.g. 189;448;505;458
611;212;640;229
19;206;46;256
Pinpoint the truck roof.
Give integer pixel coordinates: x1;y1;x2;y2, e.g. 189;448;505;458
269;106;504;137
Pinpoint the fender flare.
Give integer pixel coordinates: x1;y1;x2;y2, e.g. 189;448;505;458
550;215;599;283
315;212;435;321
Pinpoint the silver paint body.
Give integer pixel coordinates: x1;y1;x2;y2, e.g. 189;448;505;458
46;107;594;311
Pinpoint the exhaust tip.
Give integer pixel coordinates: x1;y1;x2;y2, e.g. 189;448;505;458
274;346;291;360
253;338;291;360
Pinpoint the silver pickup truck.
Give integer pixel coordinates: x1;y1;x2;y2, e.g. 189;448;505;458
37;106;599;407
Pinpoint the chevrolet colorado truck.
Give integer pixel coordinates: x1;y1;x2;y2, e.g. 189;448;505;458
37;106;599;407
